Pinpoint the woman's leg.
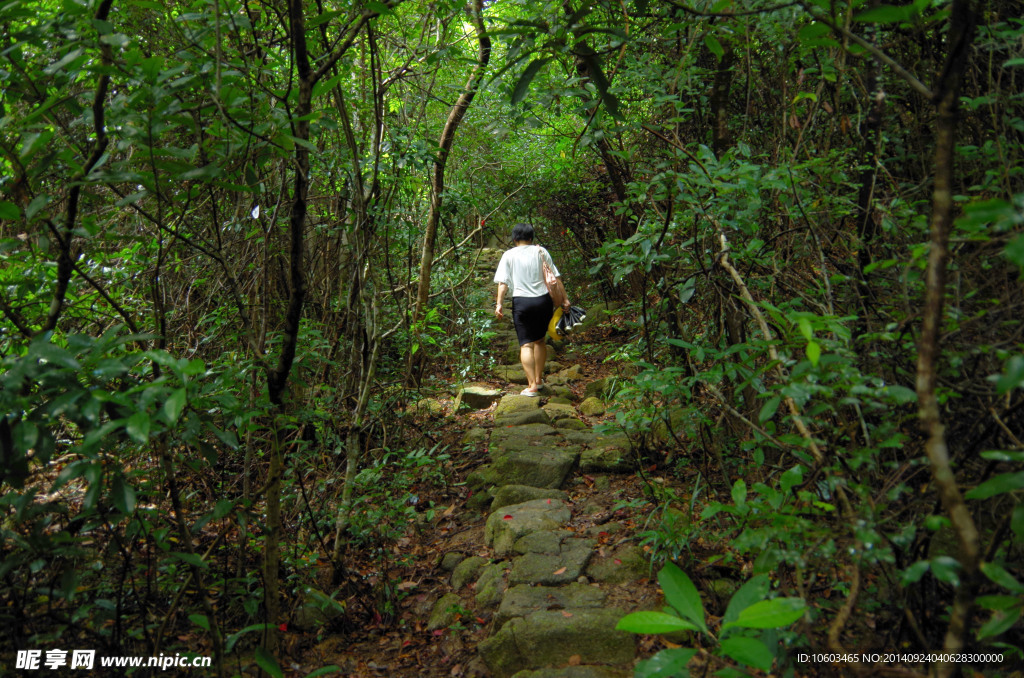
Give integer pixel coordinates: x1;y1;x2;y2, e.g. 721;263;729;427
520;342;538;391
532;338;547;387
519;339;546;392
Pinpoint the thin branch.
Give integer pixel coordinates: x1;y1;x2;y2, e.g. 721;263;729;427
798;1;934;99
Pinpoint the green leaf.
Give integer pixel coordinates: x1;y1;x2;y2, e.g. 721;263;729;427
980;561;1024;593
980;450;1024;463
1012;504;1024;542
723;598;805;631
164;387;187;423
719;637;774;671
1002;234;1024;269
616;611;700;634
731;479;747;507
126;411;151;444
797;316;813;340
184;358;206;376
512;58;552;105
853;4;913;23
364;1;394;15
977;606;1022;640
304;668;343;678
965;472;1024;500
0;201;20;220
171;551;208;568
31;338;80;369
723;575;770;627
178;164;222;181
780;465;803;494
111;475;137;514
758;396;780;423
578;51;621;119
798;22;830;42
994;355;1024;394
634;648;697;677
881;384;917;404
255;647;284;678
658;563;707;631
225;623;274;652
806;340;821;367
901;560;930;586
25;194;49;221
189;614;210;630
931;556;961;586
704;35;724;60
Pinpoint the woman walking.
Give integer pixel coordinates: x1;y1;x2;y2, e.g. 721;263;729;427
493;223;570;396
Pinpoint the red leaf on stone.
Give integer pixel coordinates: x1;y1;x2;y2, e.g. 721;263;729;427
546;499;552;504
503;515;513;520
553;567;567;575
614;559;622;565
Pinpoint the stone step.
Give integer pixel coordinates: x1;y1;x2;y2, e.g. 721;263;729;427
485;499;571;557
477;609;635;678
512;667;631;678
495;582;607;629
491;486;567;512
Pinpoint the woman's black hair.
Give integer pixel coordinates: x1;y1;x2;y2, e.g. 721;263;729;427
511;222;535;243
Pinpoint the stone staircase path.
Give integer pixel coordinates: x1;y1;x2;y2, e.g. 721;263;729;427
438;387;647;678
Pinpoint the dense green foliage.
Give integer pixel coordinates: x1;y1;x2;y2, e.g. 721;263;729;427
2;0;1022;674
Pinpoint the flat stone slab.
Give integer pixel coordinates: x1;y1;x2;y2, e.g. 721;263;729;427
585;545;650;584
513;530;567;555
542;402;578;423
427;592;463;630
496;582;607;628
478;609;635;678
579;397;606;416
509;538;596;586
491;486;568;512
451;555;488;590
456;386;504;410
485;499;571;557
491;448;579;489
476;561;512;607
512;667;631;678
495;394;541;416
561;431;632;472
491;424;559;452
493;366;529;385
496;409;552;427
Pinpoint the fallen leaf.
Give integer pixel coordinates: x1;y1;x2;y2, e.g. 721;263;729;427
614;559;622;565
561;611;574;618
503;514;513;520
397;581;418;591
553;566;567;575
568;654;581;665
443;504;456;516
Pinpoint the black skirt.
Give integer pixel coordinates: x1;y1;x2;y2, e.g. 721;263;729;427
511;294;554;345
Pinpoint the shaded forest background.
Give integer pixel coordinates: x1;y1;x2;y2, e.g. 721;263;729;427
1;0;1022;675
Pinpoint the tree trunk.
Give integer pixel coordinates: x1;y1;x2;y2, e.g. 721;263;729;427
914;1;980;674
409;0;491;382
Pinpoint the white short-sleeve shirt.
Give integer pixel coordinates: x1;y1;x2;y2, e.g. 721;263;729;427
494;245;560;298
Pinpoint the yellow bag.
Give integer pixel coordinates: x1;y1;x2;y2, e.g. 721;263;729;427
548;307;564;341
